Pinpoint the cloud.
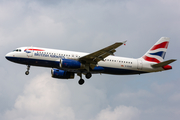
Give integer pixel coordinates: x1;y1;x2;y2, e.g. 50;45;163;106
169;93;180;102
1;73;141;120
1;0;180;120
151;82;174;94
112;80;180;120
94;106;141;120
2;73;75;120
2;74;180;120
0;73;109;120
1;75;180;120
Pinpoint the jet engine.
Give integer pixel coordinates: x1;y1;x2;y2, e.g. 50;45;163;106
51;68;74;79
60;59;84;69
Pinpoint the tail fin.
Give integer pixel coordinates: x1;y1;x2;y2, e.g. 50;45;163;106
141;37;169;63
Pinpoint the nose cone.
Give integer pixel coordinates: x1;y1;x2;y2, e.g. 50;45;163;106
5;52;13;61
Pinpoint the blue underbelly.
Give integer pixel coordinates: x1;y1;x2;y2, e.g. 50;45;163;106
6;57;147;75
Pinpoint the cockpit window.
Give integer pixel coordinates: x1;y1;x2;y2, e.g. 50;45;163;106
13;49;21;52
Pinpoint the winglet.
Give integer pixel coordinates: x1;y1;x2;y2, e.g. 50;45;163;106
123;41;127;45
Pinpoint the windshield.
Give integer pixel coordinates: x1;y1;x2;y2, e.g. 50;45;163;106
13;49;21;52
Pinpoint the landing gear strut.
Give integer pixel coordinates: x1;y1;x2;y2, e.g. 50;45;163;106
25;65;30;75
77;73;85;85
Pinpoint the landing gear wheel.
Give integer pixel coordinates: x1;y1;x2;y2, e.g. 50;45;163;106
78;79;85;85
25;65;30;75
85;72;92;79
25;71;29;75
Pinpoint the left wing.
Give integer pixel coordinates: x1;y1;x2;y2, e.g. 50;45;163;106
79;41;126;68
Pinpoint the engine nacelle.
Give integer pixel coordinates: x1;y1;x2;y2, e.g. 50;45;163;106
51;69;74;79
60;59;83;69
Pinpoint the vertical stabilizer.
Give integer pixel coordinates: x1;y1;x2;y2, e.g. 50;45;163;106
141;37;169;63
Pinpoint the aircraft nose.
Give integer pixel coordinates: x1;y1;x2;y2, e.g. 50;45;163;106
5;52;13;61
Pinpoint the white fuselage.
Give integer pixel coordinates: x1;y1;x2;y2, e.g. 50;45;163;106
5;47;164;75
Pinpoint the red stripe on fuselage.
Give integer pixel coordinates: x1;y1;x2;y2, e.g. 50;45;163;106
25;49;45;51
151;41;169;51
142;56;160;63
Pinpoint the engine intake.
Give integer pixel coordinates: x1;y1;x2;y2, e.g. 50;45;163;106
51;69;74;79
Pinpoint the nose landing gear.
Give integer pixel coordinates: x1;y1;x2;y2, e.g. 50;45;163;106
25;65;30;75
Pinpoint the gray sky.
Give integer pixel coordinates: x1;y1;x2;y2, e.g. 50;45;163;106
0;0;180;120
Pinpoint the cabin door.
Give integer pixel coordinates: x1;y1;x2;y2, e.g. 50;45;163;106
26;47;33;57
137;60;143;70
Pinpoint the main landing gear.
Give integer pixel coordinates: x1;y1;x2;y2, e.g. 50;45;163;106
25;65;30;75
78;79;85;85
77;73;84;85
85;72;92;79
77;72;92;85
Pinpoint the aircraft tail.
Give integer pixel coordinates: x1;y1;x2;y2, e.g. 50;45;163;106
141;37;169;63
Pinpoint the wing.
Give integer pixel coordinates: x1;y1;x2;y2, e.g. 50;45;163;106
79;41;126;67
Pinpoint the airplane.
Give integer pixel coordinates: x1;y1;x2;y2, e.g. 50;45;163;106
5;37;176;85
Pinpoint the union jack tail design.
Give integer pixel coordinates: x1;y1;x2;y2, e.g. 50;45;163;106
141;37;169;63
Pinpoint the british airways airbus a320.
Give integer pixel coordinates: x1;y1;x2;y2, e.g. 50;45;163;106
5;37;176;85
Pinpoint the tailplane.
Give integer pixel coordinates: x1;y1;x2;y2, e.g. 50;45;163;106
151;59;176;68
141;37;169;63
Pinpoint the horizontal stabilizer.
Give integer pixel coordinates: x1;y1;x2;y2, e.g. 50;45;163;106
151;59;177;68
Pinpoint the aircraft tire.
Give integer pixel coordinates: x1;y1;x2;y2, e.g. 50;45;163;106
25;71;29;75
78;79;85;85
85;72;92;79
